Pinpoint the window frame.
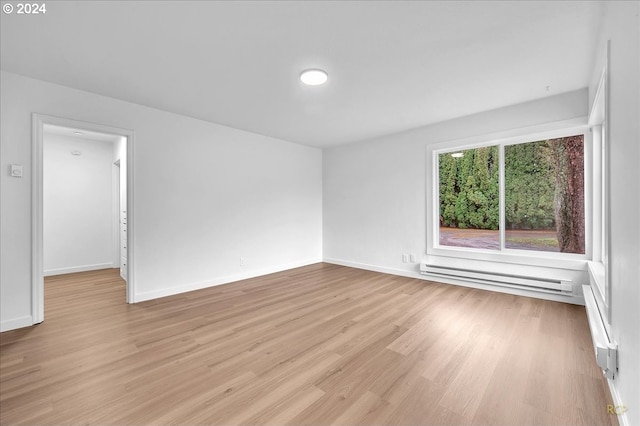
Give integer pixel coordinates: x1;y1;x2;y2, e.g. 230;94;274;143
427;120;593;272
587;55;611;332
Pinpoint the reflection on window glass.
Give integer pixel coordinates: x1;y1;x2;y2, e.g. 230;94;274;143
439;146;500;250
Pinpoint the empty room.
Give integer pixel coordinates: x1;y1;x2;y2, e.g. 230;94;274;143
1;1;638;425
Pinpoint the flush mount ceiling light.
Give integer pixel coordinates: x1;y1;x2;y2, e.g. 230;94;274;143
300;69;328;86
73;131;83;135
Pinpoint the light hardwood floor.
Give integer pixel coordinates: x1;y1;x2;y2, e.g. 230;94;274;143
0;263;617;425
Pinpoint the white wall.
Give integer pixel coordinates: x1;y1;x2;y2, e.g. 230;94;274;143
323;89;587;280
43;134;114;275
0;70;323;331
589;2;640;424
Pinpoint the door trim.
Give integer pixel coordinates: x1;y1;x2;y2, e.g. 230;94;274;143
32;113;136;323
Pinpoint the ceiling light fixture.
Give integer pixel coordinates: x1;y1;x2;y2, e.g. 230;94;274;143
74;131;83;135
300;69;328;86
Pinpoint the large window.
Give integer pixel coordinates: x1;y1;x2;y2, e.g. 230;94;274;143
437;133;585;255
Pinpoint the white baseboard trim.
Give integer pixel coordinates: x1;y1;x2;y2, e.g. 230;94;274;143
133;258;322;303
44;263;114;277
0;315;34;332
323;258;422;280
323;257;584;305
607;378;630;426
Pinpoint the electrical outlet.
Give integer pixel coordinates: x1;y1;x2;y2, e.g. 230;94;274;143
410;253;417;263
402;253;409;263
240;257;247;266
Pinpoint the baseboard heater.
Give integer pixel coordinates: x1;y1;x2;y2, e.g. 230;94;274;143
420;263;573;293
582;284;617;380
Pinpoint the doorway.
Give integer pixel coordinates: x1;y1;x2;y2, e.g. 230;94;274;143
32;114;135;324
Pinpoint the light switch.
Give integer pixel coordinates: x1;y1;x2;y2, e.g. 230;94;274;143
10;164;23;178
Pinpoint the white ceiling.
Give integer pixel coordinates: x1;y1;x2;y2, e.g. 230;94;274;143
1;1;603;147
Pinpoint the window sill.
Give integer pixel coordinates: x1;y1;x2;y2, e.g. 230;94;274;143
428;245;589;271
587;260;606;298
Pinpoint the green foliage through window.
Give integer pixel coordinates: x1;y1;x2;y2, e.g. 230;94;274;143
504;140;556;230
439;146;499;230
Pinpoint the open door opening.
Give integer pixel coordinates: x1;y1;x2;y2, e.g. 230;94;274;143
32;114;135;324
